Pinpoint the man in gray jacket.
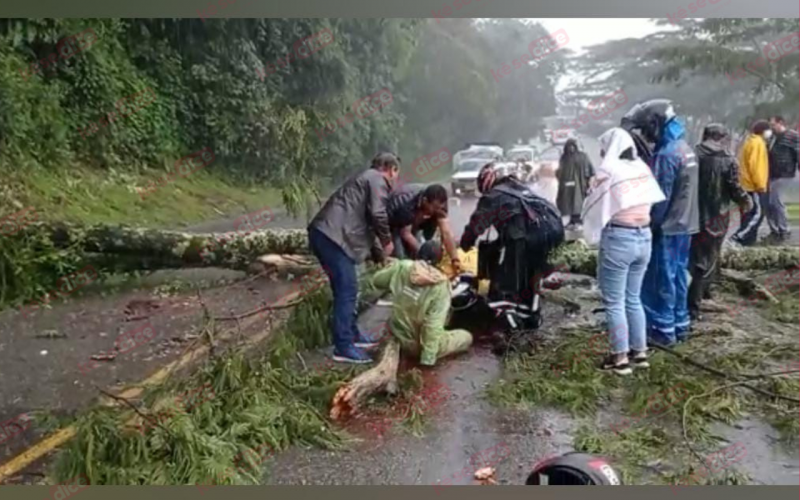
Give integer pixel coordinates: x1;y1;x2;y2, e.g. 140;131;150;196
307;152;399;363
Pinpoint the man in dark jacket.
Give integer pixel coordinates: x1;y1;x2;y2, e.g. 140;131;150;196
307;152;399;364
460;163;564;333
688;124;751;321
387;183;460;271
621;99;700;346
765;116;800;244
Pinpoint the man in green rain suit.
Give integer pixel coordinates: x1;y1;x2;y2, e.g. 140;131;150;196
370;241;473;366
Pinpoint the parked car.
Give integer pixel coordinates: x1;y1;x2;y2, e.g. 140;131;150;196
506;146;538;164
451;146;502;196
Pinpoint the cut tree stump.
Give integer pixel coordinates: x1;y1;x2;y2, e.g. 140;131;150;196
330;338;401;421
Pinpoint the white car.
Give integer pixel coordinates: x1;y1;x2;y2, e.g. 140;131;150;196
506;146;537;164
450;147;502;196
450;157;489;196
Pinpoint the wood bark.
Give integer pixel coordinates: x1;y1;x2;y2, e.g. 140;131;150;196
550;240;799;276
20;222;309;271
16;222;800;274
329;338;401;421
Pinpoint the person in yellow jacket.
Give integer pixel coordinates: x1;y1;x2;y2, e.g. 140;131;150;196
370;241;473;366
732;120;772;247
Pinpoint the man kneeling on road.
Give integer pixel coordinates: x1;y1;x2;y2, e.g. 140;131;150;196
370;241;473;367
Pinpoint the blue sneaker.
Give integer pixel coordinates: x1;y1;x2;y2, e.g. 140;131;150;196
332;346;373;364
354;331;380;349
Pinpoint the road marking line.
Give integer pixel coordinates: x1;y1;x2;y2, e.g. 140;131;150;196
0;288;304;484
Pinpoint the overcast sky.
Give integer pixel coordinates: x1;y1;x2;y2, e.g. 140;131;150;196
537;18;668;53
533;19;677;93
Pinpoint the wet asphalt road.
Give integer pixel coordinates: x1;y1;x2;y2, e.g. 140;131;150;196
260;135;799;485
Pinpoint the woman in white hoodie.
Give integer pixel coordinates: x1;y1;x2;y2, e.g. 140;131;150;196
582;128;666;375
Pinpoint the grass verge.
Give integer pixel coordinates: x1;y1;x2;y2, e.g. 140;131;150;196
48;270;385;485
1;163;283;229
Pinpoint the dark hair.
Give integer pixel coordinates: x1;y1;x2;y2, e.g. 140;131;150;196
422;184;448;204
770;115;786;124
752;120;771;135
371;152;401;170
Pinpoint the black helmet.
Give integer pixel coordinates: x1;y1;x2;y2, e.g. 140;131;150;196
477;162;498;194
526;452;622;486
702;123;730;142
620;99;677;163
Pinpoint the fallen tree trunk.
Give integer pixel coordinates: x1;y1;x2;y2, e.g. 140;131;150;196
550;240;799;276
20;222;309;271
16;222;800;275
330;338;401;421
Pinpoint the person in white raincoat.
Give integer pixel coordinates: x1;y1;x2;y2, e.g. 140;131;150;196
581;128;666;375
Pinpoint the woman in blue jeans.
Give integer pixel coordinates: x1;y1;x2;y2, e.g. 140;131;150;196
582;128;666;375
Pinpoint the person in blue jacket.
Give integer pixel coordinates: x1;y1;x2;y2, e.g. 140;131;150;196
621;100;700;346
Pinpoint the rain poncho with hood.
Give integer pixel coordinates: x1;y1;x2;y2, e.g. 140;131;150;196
649;118;700;236
371;260;472;366
582;128;665;245
556;139;595;217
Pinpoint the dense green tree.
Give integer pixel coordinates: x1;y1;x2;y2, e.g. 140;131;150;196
0;18;561;195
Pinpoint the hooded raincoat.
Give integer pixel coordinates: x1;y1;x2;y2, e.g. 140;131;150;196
371;260;472;366
556;139;595;217
641;117;699;345
582;128;665;246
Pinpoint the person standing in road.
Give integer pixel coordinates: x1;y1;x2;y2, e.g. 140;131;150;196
688;124;751;322
557;139;595;230
731;120;771;247
764;116;799;244
582;127;665;375
621;99;700;347
307;152;399;364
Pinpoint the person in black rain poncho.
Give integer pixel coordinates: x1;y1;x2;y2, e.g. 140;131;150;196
459;163;565;334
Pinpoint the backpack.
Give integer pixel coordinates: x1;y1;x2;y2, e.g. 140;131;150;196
493;183;565;255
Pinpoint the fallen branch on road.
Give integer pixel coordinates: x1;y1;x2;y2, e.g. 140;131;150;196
330;338;401;421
